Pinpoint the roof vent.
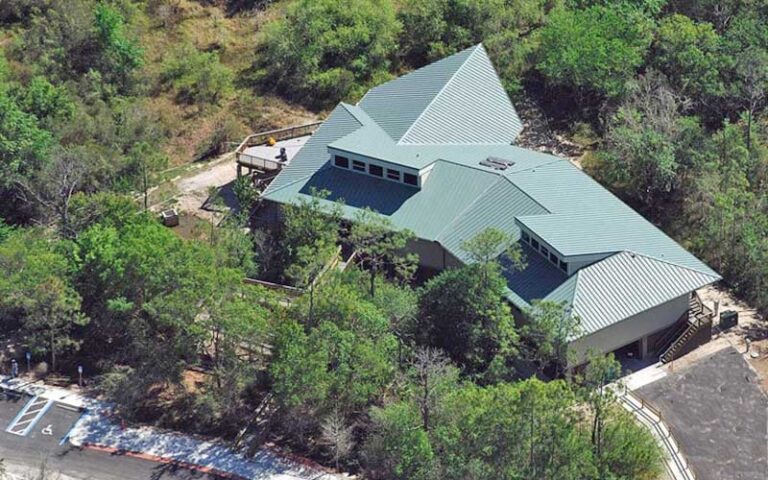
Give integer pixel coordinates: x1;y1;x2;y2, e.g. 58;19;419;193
479;156;515;170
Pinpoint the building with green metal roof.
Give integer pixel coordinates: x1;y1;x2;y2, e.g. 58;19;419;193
260;44;721;363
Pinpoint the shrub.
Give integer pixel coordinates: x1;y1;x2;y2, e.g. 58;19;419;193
254;0;400;109
162;45;234;106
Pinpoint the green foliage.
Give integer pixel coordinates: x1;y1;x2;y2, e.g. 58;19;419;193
0;89;52;186
365;401;435;479
162;45;234;106
14;76;75;128
349;208;417;297
600;407;664;480
93;3;143;89
653;14;727;102
19;1;141;92
255;0;401;108
590;72;708;215
271;276;398;441
536;4;654;98
418;262;518;381
0;229;87;371
398;0;556;94
281;189;341;295
365;376;661;480
523;300;581;375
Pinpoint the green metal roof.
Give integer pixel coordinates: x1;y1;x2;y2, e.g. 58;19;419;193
261;44;721;342
359;44;523;144
543;252;720;337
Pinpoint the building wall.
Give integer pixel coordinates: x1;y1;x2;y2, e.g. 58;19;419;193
569;293;690;365
408;239;461;270
564;252;613;276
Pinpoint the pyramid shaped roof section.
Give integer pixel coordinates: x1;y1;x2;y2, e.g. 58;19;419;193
358;44;523;145
544;251;721;337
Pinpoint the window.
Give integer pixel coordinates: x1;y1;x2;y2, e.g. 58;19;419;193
531;238;539;250
334;156;349;168
522;231;530;243
387;169;400;181
369;164;383;177
550;252;558;263
352;160;366;172
403;173;418;186
540;246;549;257
559;260;567;272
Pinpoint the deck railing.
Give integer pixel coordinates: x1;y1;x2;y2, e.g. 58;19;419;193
235;122;322;171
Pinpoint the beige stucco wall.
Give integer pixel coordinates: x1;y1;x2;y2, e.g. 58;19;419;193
569;293;689;365
407;239;456;270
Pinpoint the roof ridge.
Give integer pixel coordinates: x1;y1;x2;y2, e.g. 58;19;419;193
396;45;482;145
433;168;504;242
499;175;550;214
619;250;722;280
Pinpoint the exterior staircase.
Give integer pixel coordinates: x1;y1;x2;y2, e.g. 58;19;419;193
659;293;713;364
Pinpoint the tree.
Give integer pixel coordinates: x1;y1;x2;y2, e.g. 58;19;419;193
397;0;555;94
320;410;355;471
734;47;768;150
281;190;342;321
417;262;518;380
536;4;653;99
254;0;401;108
577;352;623;476
364;401;435;480
0;230;86;372
281;189;341;281
460;227;526;287
13;76;75;128
349;208;417;298
93;4;143;91
21;276;87;372
522;300;581;377
409;347;459;432
0;90;52;187
589;72;707;216
15;146;94;238
653;14;727;106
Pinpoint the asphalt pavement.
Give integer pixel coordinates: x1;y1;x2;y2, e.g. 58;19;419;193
0;391;223;479
638;347;768;480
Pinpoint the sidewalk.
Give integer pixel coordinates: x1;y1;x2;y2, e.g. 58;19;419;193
0;375;344;480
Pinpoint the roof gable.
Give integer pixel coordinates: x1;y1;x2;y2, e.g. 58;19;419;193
358;45;522;145
545;251;720;337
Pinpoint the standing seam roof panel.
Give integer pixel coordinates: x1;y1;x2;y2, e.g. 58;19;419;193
401;45;523;145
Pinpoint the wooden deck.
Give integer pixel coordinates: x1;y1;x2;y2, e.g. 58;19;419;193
235;122;322;175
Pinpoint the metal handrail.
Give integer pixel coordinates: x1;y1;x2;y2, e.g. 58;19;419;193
620;389;696;480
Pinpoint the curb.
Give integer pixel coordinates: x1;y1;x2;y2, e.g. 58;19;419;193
80;443;249;480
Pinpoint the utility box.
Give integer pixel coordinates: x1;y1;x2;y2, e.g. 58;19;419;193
720;310;738;330
161;209;179;227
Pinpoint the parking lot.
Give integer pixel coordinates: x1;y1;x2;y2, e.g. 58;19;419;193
0;390;224;479
638;347;768;480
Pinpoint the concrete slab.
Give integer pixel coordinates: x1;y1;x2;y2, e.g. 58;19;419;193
637;347;768;480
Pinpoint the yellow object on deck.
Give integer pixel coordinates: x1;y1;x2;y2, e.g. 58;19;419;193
267;136;277;146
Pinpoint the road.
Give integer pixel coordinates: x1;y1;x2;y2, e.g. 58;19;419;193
0;391;223;480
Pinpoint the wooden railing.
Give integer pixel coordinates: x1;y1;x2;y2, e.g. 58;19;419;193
235;122;322;171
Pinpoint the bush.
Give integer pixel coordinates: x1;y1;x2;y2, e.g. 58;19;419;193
162;45;234;106
536;4;654;98
254;0;400;109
